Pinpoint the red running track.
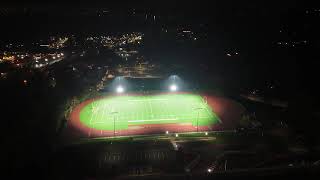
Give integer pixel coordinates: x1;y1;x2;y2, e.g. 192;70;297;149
62;93;245;141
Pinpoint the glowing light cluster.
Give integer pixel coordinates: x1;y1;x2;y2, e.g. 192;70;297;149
170;84;177;91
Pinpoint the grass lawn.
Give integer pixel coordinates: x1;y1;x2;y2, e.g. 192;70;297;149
79;94;220;130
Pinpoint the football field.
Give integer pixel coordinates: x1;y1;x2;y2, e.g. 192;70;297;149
79;94;220;131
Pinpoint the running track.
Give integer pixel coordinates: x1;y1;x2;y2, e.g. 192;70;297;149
62;93;245;141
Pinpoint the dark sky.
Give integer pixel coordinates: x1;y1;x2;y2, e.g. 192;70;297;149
1;0;319;96
0;0;307;39
0;0;305;11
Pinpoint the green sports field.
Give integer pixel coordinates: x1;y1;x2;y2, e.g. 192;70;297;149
79;94;220;131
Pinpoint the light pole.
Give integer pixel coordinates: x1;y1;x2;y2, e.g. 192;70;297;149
110;111;118;137
193;107;204;132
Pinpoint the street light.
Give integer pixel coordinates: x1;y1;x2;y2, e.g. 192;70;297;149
193;107;204;132
110;111;118;137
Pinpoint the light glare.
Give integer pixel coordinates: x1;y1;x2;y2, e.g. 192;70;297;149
116;86;124;93
170;84;177;91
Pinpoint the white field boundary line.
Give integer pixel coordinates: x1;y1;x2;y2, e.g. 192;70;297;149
89;105;94;137
148;98;154;118
201;102;222;123
101;101;107;126
90;118;179;124
128;118;177;123
164;100;173;119
199;97;222;124
92;111;213;121
128;99;168;102
88;99;216;125
202;103;213;118
144;97;149;120
89;114;212;124
194;101;217;122
89;100;102;136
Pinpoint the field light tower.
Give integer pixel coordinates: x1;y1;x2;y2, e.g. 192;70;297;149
168;75;180;92
110;111;119;137
169;84;178;92
116;85;124;93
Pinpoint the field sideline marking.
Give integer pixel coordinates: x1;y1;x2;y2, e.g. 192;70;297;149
128;99;168;102
147;97;154;118
128;118;177;123
86;95;218;127
90;116;211;125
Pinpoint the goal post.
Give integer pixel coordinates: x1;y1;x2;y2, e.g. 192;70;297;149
203;96;208;104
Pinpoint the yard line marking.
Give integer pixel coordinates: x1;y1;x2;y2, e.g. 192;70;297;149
94;100;101;123
128;99;168;102
162;100;170;119
128;118;177;123
143;97;148;120
147;97;154;118
92;116;210;124
101;101;106;125
88;104;93;137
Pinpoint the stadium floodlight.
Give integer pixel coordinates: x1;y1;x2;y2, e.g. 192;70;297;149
169;84;178;92
116;86;124;93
